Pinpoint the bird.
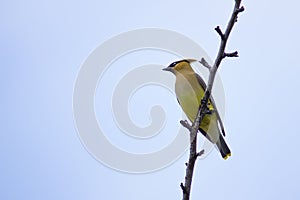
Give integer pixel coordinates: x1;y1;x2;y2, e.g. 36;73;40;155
163;59;231;160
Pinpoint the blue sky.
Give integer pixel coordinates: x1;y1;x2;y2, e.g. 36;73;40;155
1;0;300;199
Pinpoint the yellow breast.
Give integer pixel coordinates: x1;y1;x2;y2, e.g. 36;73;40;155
175;72;220;143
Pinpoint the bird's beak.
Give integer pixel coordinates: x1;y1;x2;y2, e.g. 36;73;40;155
162;67;172;72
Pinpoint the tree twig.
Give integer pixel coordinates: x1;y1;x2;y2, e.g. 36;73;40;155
223;51;239;58
180;120;192;132
181;1;244;200
199;58;211;70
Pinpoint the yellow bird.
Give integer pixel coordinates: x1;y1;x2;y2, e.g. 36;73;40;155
163;59;231;160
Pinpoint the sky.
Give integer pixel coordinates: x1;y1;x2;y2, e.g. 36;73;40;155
1;0;300;199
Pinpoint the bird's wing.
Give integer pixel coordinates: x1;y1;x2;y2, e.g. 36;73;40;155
195;73;226;136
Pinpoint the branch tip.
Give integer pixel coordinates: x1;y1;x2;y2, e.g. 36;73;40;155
199;58;211;69
180;183;187;194
236;6;245;13
223;51;239;58
215;26;225;40
196;149;205;157
180;120;192;131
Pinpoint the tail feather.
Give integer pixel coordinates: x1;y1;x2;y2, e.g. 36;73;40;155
216;135;231;160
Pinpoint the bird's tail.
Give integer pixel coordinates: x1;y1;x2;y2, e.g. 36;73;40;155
216;135;231;160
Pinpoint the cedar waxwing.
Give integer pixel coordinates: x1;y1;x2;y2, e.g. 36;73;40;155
163;59;231;159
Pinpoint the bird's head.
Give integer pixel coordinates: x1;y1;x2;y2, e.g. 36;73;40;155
162;59;197;75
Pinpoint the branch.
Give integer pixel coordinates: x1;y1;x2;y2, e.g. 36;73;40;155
223;51;239;58
196;149;205;158
180;120;192;132
199;58;211;70
215;26;225;40
180;183;187;194
180;1;244;200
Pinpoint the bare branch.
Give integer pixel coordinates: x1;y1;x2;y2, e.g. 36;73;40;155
196;149;205;158
215;26;225;40
199;58;211;70
180;120;192;132
236;6;245;14
181;132;198;200
223;51;239;58
180;1;244;200
180;183;187;194
214;1;244;68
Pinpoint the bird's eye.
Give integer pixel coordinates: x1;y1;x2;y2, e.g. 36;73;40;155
169;62;177;68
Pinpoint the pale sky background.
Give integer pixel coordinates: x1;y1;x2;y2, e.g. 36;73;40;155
1;0;300;199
